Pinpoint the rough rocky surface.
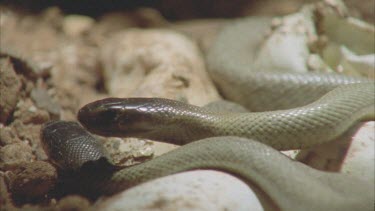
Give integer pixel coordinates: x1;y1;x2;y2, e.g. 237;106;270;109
297;122;375;182
0;142;34;164
171;19;227;53
5;161;57;199
0;58;22;123
0;4;222;210
100;29;220;106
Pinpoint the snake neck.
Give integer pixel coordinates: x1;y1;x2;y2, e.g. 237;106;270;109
79;83;374;149
130;102;220;145
149;83;375;149
212;83;375;149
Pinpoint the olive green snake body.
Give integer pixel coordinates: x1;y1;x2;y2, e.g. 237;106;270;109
41;17;375;210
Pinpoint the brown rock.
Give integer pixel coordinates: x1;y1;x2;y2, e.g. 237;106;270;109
11;121;48;161
100;29;220;106
0;126;21;146
0;48;49;80
62;15;95;38
0;58;22;123
7;161;57;198
0;8;60;61
0;174;17;211
31;88;61;119
51;42;102;113
13;99;50;125
55;195;91;211
0;142;34;164
171;19;227;53
90;8;168;44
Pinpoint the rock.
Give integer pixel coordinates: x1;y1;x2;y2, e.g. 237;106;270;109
54;195;91;211
7;161;57;198
0;142;34;164
0;47;50;81
316;0;375;78
31;88;61;119
102;137;178;167
296;121;374;183
94;170;266;211
0;7;101;118
0;174;16;211
62;15;95;38
0;126;21;146
11;121;48;161
103;137;155;166
90;8;167;44
341;122;374;182
13;99;50;124
100;29;220;106
0;58;22;123
0;8;60;54
171;19;227;53
52;42;101;114
344;0;375;23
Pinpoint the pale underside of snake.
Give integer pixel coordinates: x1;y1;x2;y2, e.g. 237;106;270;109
41;17;375;211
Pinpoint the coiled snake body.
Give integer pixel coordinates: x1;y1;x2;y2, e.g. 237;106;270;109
41;17;375;211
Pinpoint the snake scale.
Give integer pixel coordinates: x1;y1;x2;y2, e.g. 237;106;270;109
41;17;375;210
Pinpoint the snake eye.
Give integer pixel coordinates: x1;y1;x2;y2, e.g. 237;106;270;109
78;100;123;135
98;109;118;122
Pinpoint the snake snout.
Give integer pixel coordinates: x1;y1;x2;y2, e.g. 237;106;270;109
78;98;124;136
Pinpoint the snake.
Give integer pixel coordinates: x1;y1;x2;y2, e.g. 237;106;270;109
40;17;375;210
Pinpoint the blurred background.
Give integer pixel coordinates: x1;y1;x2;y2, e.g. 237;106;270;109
1;0;374;22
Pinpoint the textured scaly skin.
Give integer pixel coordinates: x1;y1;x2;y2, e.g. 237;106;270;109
40;126;374;211
41;17;375;211
78;83;374;150
75;82;375;211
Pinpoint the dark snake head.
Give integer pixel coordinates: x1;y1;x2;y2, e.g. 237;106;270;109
78;98;171;137
40;120;110;171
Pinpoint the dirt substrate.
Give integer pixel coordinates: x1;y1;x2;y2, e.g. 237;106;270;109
0;4;226;210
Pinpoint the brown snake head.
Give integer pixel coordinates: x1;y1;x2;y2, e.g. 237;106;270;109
78;98;118;136
78;98;183;138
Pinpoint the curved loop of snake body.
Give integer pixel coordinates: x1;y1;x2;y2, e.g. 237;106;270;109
41;17;375;211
